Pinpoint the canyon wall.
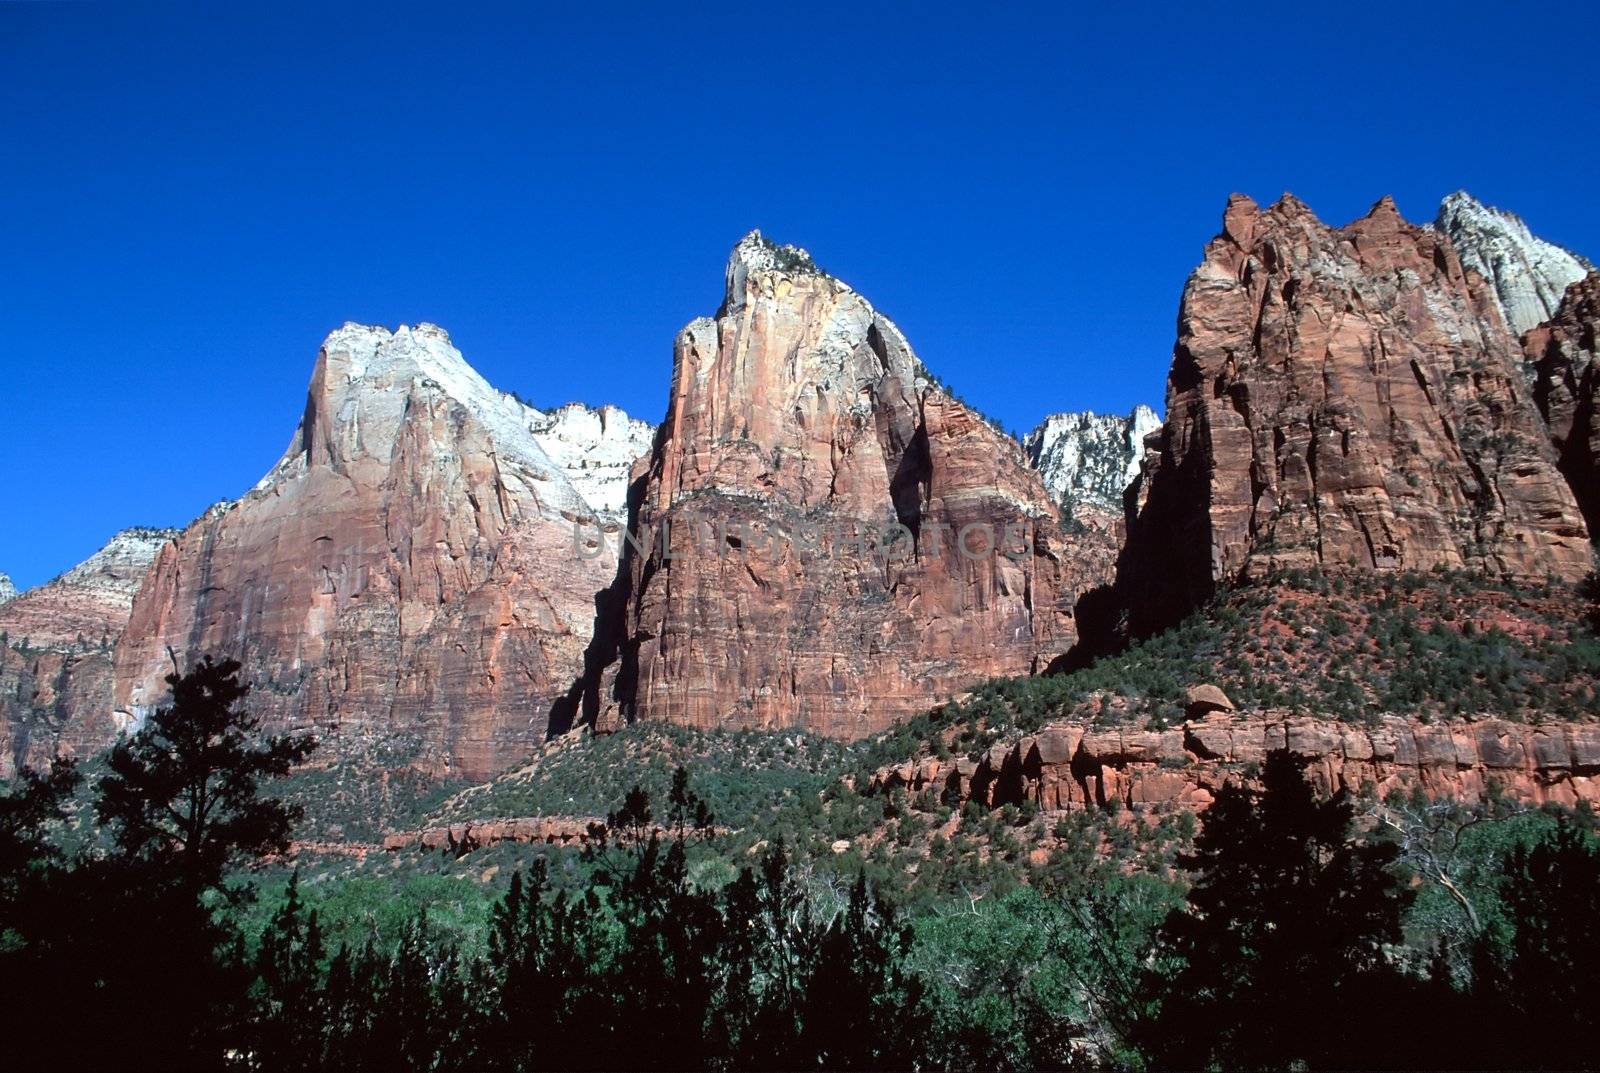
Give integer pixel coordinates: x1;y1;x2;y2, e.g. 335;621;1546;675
0;529;175;776
1113;194;1591;638
1525;272;1600;537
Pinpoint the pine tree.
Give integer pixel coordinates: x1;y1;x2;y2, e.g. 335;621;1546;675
1135;749;1413;1069
96;656;315;893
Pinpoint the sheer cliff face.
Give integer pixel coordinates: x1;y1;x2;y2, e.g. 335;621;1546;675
1024;406;1160;513
1435;191;1592;336
0;529;175;776
1525;272;1600;535
587;233;1116;738
113;324;649;779
1117;194;1592;636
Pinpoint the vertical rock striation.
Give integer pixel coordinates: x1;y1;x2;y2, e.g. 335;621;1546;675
1113;194;1591;637
578;232;1116;738
1525;272;1600;537
112;324;651;779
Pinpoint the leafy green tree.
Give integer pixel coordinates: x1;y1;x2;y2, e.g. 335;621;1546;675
0;758;79;945
248;872;327;1072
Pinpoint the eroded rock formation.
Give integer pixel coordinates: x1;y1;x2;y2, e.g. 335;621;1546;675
0;574;17;607
1114;194;1592;637
0;529;175;775
112;324;652;779
579;233;1116;738
870;712;1600;813
1525;272;1600;537
1024;405;1160;513
529;403;654;521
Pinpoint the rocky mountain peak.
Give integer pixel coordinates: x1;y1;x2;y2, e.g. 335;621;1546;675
0;574;16;607
722;229;837;315
577;231;1117;738
527;402;655;520
107;325;651;778
1434;191;1592;334
1024;405;1161;512
258;321;656;525
51;528;178;595
1107;192;1591;640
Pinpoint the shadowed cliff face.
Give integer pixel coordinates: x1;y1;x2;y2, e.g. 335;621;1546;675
1112;194;1592;639
1525;272;1600;538
110;324;651;780
574;232;1119;738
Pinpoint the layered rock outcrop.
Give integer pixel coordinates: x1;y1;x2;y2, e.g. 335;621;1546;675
578;233;1116;737
1435;191;1592;335
1525;272;1600;536
0;528;176;776
112;324;651;779
870;712;1600;813
1113;194;1592;637
1024;406;1160;513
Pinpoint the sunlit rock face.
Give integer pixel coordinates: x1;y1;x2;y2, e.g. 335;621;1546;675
1024;405;1160;513
1435;190;1592;336
871;713;1600;814
1112;194;1591;638
0;528;175;776
112;324;651;779
577;232;1119;738
529;402;655;521
1525;272;1600;536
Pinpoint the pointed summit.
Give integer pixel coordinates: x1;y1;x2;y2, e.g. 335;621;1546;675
577;230;1114;739
1435;191;1592;333
722;230;833;314
0;573;15;607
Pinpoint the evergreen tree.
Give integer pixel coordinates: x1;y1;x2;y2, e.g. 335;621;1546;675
96;656;315;893
1135;749;1414;1070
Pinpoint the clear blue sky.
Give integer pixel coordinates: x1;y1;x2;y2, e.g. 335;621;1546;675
3;2;1597;589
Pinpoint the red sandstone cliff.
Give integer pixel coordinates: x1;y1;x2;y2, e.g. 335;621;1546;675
577;233;1118;738
870;711;1600;814
0;529;175;776
1113;195;1592;637
111;324;652;779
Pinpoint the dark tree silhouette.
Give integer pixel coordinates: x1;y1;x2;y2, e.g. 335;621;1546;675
1135;749;1415;1070
96;655;314;892
1474;822;1600;1069
1;657;316;1072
